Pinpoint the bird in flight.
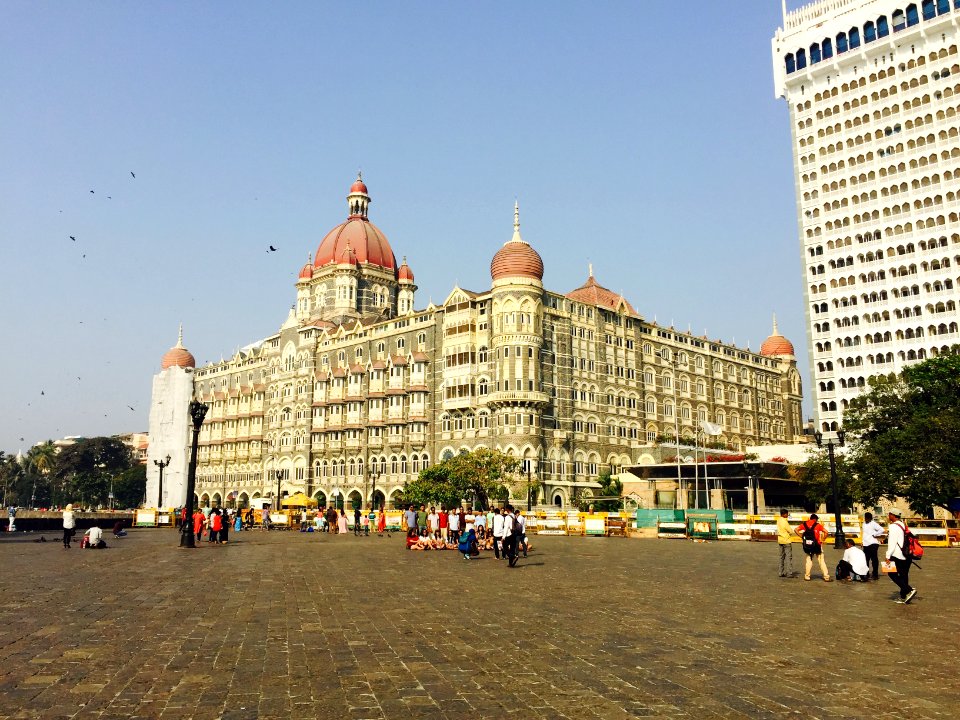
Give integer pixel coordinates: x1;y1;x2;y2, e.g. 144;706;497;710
90;190;95;194
127;405;135;411
268;245;278;252
107;196;112;200
130;172;136;178
70;236;76;241
40;391;45;396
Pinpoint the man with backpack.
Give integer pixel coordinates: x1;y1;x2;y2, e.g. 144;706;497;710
885;508;917;604
795;513;832;582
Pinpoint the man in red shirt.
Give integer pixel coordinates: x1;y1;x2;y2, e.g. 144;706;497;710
795;513;832;582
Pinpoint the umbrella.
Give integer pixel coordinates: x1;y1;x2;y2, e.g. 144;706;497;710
281;492;317;508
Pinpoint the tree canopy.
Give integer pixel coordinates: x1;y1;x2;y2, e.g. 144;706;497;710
401;448;521;510
843;351;960;514
577;469;623;511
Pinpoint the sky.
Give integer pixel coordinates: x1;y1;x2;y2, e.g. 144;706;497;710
0;1;808;455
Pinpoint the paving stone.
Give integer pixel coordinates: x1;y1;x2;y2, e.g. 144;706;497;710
0;531;957;718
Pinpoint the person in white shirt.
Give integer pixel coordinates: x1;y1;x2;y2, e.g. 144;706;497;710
447;509;460;542
836;539;868;581
501;506;518;567
62;504;76;549
860;512;885;580
427;507;440;539
85;525;106;549
491;507;505;559
885;509;916;604
516;511;528;558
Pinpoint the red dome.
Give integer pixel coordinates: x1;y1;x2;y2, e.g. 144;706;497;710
398;257;414;282
161;346;195;370
298;262;313;280
315;218;396;271
491;241;543;282
350;178;368;195
760;334;795;357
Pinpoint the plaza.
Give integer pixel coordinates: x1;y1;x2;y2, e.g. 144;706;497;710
0;530;957;719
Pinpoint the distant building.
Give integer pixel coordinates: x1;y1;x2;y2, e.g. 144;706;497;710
147;176;804;511
772;0;960;433
117;432;149;465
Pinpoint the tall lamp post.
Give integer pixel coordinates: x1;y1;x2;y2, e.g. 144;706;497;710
275;470;283;512
742;460;761;515
814;428;846;549
368;468;380;510
154;454;171;509
179;401;208;548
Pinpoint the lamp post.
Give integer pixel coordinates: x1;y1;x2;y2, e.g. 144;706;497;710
275;470;283;512
814;428;846;549
742;460;761;515
368;468;380;510
526;461;532;512
154;454;171;509
180;401;208;548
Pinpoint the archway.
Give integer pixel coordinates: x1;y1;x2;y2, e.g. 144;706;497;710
199;493;210;507
348;490;362;511
388;488;403;510
211;493;222;508
553;493;564;508
237;492;249;509
313;491;327;508
372;489;385;511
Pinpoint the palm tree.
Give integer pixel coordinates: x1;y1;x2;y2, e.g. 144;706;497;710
26;441;56;507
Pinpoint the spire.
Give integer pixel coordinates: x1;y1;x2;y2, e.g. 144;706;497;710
510;200;524;244
176;323;184;349
588;262;593;278
772;313;779;335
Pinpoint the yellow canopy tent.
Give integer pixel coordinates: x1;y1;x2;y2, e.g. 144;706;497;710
281;492;317;508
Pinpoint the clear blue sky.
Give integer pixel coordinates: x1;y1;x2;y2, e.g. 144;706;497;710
0;1;808;454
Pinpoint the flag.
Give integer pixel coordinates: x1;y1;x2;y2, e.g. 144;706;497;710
700;420;723;436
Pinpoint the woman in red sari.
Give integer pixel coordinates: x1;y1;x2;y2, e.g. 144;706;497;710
376;507;386;536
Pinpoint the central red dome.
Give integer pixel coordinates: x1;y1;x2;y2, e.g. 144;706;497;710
314;177;397;271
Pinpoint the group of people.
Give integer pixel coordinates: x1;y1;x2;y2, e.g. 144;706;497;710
403;504;531;566
58;504;127;549
188;506;237;544
777;508;918;604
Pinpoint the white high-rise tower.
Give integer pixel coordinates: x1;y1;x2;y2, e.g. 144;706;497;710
773;0;960;432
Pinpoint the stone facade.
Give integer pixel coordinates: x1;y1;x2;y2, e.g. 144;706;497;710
171;178;804;510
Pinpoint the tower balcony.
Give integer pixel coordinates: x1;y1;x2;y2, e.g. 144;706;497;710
485;390;549;407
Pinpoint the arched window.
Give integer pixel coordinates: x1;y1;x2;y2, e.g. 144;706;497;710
877;16;889;38
797;48;807;69
849;27;860;48
907;3;921;25
836;33;848;54
893;9;906;30
810;43;821;64
821;38;833;59
864;21;876;43
786;53;796;74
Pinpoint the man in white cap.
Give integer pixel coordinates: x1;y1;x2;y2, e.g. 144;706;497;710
885;509;916;604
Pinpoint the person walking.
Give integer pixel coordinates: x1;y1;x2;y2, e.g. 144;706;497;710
325;505;337;533
501;506;518;567
796;513;831;582
516;510;528;558
377;507;386;536
492;506;504;559
62;503;76;549
885;508;917;604
220;509;230;544
209;509;222;543
861;511;885;580
353;505;362;536
776;509;795;578
337;508;348;534
193;508;205;542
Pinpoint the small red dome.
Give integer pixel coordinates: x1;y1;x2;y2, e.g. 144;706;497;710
298;262;313;280
398;257;414;282
350;178;368;195
161;346;195;370
760;334;795;357
491;241;543;282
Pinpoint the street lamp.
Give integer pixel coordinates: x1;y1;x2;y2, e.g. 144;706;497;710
742;460;761;515
814;428;846;549
368;467;380;510
180;401;208;548
154;454;171;509
275;470;283;512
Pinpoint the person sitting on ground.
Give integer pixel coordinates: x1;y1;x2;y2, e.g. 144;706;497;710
408;530;433;551
112;520;127;538
85;525;107;549
429;534;446;550
836;538;870;581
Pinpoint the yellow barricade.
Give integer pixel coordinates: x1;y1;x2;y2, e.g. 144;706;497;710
536;511;567;535
565;511;584;536
718;514;753;540
904;517;950;547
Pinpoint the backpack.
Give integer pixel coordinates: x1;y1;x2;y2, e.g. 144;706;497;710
898;522;924;561
801;521;819;553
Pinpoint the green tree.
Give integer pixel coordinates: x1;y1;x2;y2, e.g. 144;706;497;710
843;351;960;515
112;464;147;509
795;449;857;511
54;437;137;507
577;469;623;511
403;448;521;510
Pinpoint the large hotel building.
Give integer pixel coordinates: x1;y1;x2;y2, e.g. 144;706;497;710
147;177;803;511
773;0;960;432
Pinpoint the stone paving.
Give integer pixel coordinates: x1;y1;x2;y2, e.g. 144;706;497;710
0;528;957;720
